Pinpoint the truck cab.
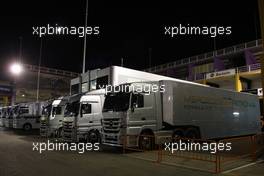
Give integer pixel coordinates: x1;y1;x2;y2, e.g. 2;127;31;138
40;102;52;137
102;83;159;148
0;107;3;127
13;102;46;131
62;90;105;143
47;97;69;137
4;106;13;128
1;107;8;127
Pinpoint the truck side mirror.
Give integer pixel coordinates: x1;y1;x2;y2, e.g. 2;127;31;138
80;109;83;117
131;103;136;112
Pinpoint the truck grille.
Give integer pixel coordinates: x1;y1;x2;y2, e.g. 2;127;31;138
62;121;74;142
40;120;48;137
102;118;121;134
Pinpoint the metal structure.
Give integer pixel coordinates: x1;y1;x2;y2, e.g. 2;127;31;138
143;39;263;74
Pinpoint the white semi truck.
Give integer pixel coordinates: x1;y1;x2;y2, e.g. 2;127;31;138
4;106;13;128
40;102;52;136
1;107;8;127
63;66;185;143
62;90;105;142
40;97;70;137
0;107;3;127
13;102;46;131
102;80;262;149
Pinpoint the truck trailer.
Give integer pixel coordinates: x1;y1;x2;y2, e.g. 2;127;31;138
102;80;262;149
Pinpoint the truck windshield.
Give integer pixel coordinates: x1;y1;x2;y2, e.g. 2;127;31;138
42;104;52;116
64;101;80;117
103;92;130;112
19;107;29;115
52;106;62;116
12;106;19;116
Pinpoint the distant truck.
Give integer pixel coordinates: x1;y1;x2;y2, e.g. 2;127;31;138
0;107;8;127
13;102;46;131
0;107;3;127
62;90;105;142
40;102;52;136
102;80;262;149
40;97;69;137
63;66;183;143
4;106;13;128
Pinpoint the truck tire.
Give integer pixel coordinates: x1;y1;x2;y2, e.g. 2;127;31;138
185;128;200;139
139;132;155;150
87;130;101;144
23;123;32;131
172;129;184;142
56;128;62;138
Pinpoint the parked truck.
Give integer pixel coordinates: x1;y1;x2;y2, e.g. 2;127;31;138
101;80;262;149
13;102;46;131
4;106;13;128
63;66;185;143
40;101;52;136
40;97;69;137
62;89;105;142
1;107;8;127
0;107;3;127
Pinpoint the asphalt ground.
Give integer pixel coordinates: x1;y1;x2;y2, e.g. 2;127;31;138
0;127;263;176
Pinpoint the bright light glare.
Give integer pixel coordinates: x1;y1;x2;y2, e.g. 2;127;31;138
10;63;23;75
233;112;240;116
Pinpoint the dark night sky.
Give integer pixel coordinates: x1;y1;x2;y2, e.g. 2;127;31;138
0;1;261;79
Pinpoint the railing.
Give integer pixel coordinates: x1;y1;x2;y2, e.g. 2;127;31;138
144;39;263;73
237;63;261;73
23;64;79;78
123;133;264;174
190;63;262;81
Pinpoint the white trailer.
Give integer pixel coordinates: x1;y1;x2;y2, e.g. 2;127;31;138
13;102;46;131
102;80;262;149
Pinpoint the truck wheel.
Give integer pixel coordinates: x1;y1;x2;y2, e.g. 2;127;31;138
87;130;101;144
172;129;184;142
23;124;32;131
56;128;62;138
139;132;155;150
185;128;200;139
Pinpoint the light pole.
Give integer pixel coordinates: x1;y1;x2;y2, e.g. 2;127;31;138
36;38;42;102
9;62;23;105
82;0;88;74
